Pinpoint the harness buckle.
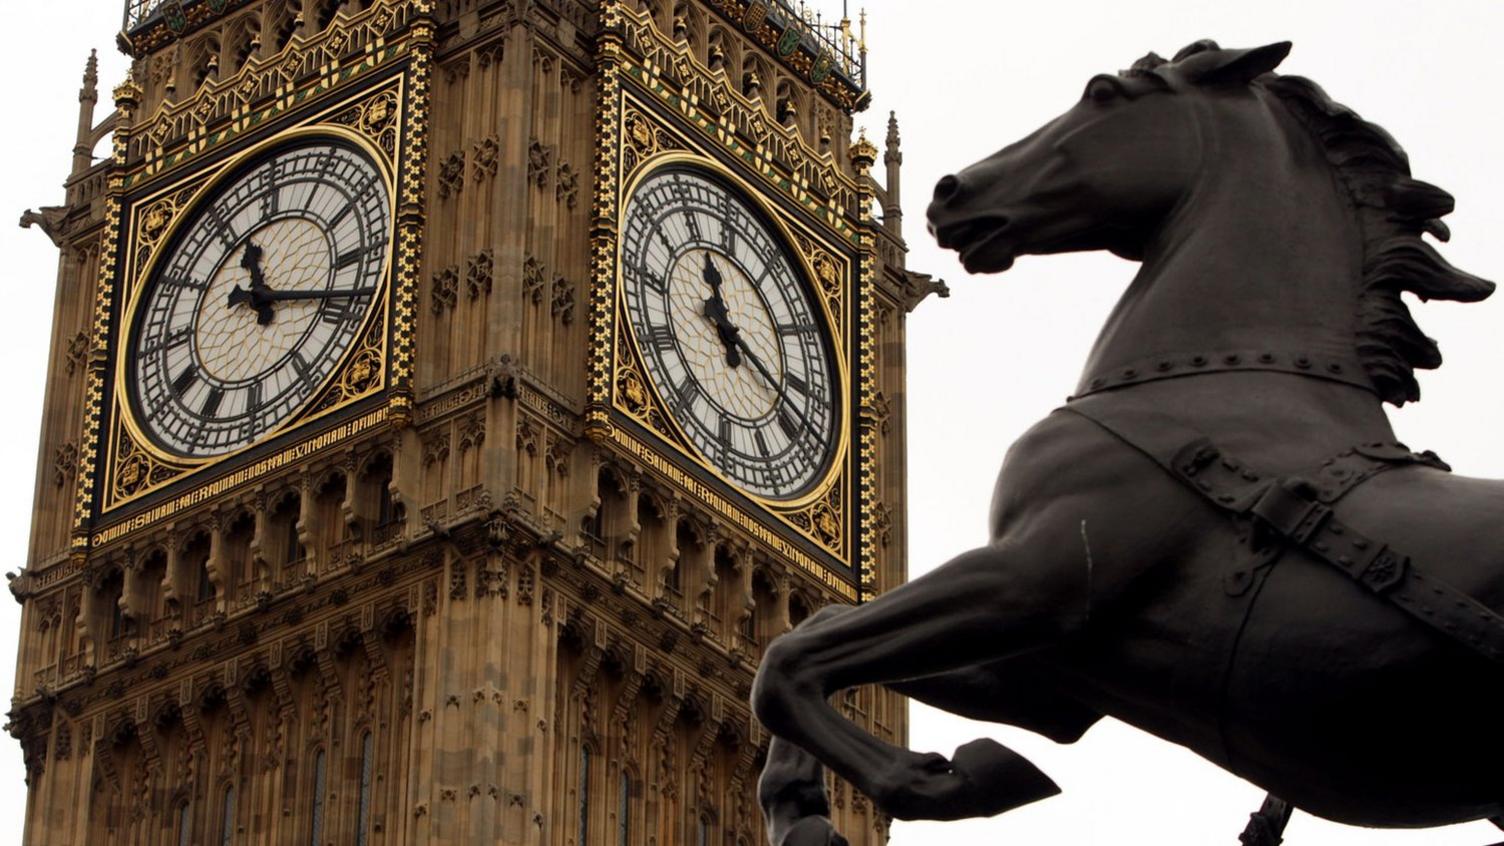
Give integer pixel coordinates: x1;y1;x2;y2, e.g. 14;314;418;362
1250;480;1331;545
1358;549;1408;594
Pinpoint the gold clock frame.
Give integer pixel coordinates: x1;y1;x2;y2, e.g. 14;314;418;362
113;124;396;466
590;0;871;591
613;150;853;513
92;75;414;521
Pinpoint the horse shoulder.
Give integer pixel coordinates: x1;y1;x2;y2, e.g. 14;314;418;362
988;410;1207;568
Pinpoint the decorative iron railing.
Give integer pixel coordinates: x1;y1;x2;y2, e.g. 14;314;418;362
767;0;868;88
124;0;174;33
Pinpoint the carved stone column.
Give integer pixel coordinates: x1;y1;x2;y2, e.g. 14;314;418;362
297;471;316;578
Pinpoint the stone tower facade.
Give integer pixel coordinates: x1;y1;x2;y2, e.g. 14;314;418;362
9;1;938;843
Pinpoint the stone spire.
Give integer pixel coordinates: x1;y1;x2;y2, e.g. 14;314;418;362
71;49;99;176
882;110;902;236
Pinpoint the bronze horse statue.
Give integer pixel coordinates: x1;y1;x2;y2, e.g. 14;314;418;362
751;40;1504;844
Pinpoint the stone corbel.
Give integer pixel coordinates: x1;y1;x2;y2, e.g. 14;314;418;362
342;452;363;539
92;713;119;788
120;549;145;625
687;692;726;781
297;471;316;578
205;512;227;614
177;678;206;754
223;659;253;742
609;643;648;755
313;621;344;703
161;528;183;610
132;696;161;772
248;488;271;592
358;603;390;681
571;616;609;697
266;641;296;719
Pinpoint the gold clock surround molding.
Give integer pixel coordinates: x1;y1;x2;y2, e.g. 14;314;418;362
589;0;877;594
76;0;436;550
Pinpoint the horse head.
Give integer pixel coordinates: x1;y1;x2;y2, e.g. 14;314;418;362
928;39;1494;406
927;41;1294;274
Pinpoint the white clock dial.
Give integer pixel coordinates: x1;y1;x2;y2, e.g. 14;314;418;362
621;167;839;499
128;138;390;458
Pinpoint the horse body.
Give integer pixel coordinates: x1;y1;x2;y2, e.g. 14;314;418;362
752;39;1503;845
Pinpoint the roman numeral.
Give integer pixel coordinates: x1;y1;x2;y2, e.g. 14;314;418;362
754;430;770;458
785;373;810;396
336;246;366;270
246;383;262;414
200;387;224;418
778;322;814;337
684;211;702;243
164;275;207;292
642;268;667;293
328;201;355;229
777;407;800;440
321;303;361;326
208;205;237;249
718;418;732;448
288;352;314;388
649;325;676;352
673;379;697;414
171;364;198;397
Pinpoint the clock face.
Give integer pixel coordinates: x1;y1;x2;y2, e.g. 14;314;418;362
621;167;839;500
128;138;390;458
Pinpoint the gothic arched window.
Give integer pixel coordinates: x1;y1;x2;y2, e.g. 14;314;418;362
578;745;592;843
309;748;327;845
177;801;192;846
219;784;236;846
356;732;375;846
618;769;631;846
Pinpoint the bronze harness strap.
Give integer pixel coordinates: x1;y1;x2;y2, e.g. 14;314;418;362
1065;401;1504;668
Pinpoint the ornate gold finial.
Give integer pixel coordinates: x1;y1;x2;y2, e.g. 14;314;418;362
113;75;144;113
850;126;878;172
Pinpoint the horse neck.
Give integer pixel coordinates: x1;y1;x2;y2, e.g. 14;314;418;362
1079;102;1391;437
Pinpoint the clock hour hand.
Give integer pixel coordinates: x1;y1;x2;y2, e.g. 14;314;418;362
227;241;277;325
700;253;742;368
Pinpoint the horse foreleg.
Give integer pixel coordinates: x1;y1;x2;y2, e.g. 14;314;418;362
757;656;1097;846
891;657;1102;744
752;542;1083;825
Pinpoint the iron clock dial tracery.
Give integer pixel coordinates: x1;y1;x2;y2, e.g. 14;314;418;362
622;167;839;500
127;137;391;459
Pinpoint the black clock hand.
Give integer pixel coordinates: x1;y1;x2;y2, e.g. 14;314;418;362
733;335;817;439
700;253;742;368
227;241;276;325
252;287;378;302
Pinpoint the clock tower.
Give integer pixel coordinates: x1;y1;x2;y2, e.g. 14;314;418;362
10;1;938;844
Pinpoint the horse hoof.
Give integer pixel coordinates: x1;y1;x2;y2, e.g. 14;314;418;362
779;816;848;846
953;738;1060;810
880;738;1061;821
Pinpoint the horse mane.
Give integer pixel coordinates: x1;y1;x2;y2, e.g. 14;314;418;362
1132;41;1495;405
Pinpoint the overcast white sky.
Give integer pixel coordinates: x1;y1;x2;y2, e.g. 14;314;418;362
1;1;1501;844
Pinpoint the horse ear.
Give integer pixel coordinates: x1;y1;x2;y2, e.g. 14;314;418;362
1192;41;1292;85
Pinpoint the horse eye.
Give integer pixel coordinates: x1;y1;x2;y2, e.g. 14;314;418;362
1085;78;1119;103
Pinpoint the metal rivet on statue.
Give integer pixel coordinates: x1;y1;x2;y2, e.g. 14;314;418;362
1192;355;1208;367
1295;356;1311;369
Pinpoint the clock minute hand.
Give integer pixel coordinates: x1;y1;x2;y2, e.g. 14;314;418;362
253;287;378;302
733;336;817;439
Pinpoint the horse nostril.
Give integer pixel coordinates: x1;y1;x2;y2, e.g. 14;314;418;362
934;174;961;204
